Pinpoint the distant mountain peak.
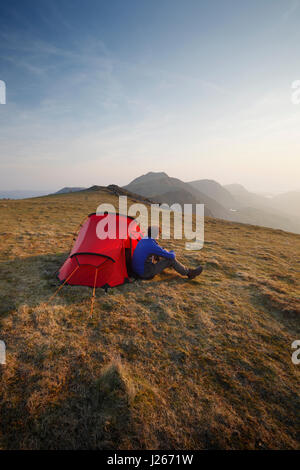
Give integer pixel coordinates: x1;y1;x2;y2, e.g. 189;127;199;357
128;171;169;185
188;179;238;210
224;183;248;192
143;171;168;178
55;187;85;194
123;171;229;218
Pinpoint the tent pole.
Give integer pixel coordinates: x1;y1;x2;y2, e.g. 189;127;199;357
89;267;99;317
47;265;79;304
69;215;88;251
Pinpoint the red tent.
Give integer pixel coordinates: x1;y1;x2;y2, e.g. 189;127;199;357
58;213;143;289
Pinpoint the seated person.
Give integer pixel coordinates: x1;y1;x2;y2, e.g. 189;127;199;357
132;225;203;280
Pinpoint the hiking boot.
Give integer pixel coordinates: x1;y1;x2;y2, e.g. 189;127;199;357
187;265;203;279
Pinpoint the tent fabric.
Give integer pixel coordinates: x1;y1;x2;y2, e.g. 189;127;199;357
58;213;143;288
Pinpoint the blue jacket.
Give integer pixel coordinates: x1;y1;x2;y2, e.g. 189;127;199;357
132;237;175;276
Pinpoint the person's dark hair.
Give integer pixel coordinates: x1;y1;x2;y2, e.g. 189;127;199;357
147;225;160;238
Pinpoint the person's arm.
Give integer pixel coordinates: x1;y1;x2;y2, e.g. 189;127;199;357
150;240;175;260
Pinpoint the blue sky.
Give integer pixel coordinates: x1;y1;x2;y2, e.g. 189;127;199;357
0;0;300;192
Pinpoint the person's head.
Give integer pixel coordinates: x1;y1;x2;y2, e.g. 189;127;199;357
147;225;160;239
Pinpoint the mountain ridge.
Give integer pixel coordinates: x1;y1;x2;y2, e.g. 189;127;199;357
124;172;300;234
188;179;238;209
123;171;229;219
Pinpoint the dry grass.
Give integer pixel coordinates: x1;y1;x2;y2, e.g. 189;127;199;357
0;189;299;449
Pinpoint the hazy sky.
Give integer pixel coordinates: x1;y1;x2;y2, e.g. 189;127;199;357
0;0;300;192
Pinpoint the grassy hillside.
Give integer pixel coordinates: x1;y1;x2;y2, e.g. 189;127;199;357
0;188;299;450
